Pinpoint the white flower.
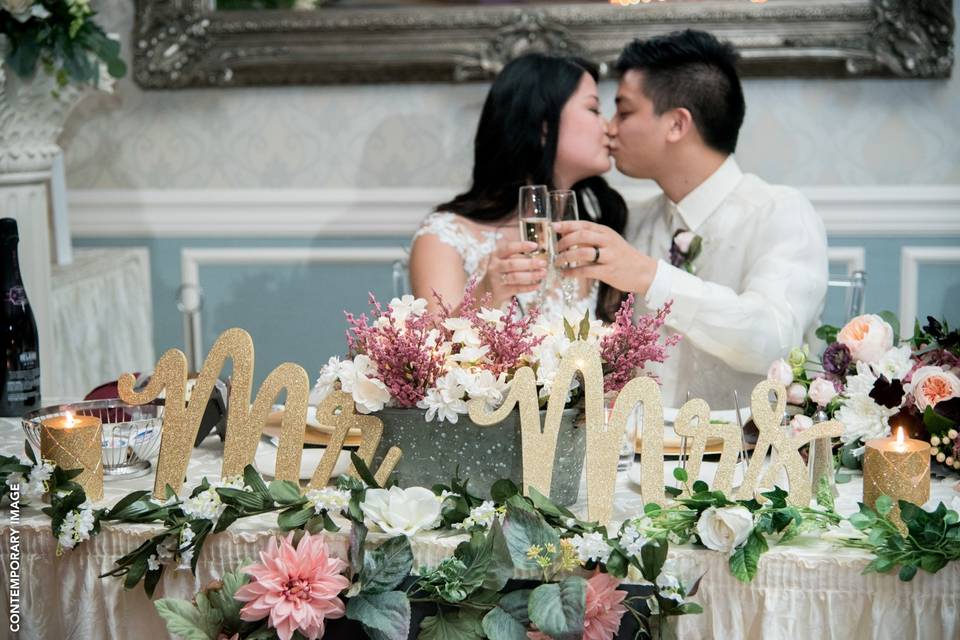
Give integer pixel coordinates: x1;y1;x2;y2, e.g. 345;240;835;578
417;370;468;423
673;231;696;254
305;487;350;515
453;500;501;531
360;486;442;537
443;318;482;347
156;535;178;563
339;355;390;414
619;521;650;558
1;0;48;22
766;359;793;386
570;531;612;564
837;368;897;445
459;369;510;409
313;355;344;401
181;477;244;521
389;295;428;326
477;307;505;329
177;527;196;571
695;506;753;553
875;345;914;381
147;554;161;572
58;501;96;551
787;383;807;405
448;345;490;364
808;377;838;407
789;414;814;438
837;314;894;364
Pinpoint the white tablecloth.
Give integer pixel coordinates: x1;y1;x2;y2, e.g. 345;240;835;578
0;415;958;640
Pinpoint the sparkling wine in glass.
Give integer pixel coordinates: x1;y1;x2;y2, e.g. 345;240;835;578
518;185;551;258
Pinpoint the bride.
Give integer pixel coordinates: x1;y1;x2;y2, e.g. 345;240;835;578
410;53;628;321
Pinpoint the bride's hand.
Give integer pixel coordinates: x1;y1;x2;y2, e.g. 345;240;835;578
480;239;548;308
553;220;658;294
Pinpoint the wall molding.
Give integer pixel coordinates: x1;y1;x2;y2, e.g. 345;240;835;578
899;246;960;338
69;185;960;238
827;246;867;274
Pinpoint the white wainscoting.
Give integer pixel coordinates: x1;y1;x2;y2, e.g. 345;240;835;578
180;246;408;365
899;246;960;337
69;186;960;238
827;247;866;274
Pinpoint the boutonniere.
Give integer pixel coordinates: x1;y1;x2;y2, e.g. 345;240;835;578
670;230;702;274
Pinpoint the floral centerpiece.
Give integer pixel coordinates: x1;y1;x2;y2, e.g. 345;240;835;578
768;313;960;469
312;286;678;503
1;0;125;88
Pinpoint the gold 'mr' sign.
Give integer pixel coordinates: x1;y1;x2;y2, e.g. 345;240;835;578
122;328;840;518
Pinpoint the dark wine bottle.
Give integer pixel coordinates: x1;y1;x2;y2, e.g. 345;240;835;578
0;218;41;417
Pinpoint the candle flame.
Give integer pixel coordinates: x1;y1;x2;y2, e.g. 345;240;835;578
65;412;75;428
896;427;905;444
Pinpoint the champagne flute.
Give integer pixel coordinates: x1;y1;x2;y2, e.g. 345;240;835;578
550;189;579;306
518;185;551;306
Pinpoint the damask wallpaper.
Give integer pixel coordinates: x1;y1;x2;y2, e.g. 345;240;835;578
61;0;960;190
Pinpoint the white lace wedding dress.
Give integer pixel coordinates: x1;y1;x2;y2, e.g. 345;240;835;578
413;212;598;318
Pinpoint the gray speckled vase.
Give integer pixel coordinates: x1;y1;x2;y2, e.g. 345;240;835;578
371;407;585;505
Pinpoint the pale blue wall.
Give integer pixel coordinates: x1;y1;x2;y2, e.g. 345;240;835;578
75;234;960;387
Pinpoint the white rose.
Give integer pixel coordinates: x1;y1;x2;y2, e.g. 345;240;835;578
789;414;814;438
673;231;696;253
909;366;960;412
695;506;753;553
808;377;838;407
360;486;441;537
837;314;894;364
766;359;793;387
339;355;390;413
389;294;427;326
786;383;807;405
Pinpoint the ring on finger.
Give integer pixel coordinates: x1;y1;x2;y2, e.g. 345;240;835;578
592;246;601;264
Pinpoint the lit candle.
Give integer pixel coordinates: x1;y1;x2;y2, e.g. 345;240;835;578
863;427;931;531
40;411;104;501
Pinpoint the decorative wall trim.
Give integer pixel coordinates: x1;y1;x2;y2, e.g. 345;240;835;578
70;186;960;238
180;246;407;362
899;246;960;337
827;246;867;274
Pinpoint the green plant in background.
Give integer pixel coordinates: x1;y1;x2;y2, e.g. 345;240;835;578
1;0;125;88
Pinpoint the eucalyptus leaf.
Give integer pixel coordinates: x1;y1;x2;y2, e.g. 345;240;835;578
528;577;586;640
419;608;485;640
501;503;560;570
361;535;414;594
345;590;411;640
154;597;219;640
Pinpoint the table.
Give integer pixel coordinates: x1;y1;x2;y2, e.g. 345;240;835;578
0;415;958;640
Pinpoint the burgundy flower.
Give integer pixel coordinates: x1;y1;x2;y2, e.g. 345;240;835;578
822;342;852;377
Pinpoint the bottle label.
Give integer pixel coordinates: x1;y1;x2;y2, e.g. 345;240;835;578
5;365;39;402
4;286;26;306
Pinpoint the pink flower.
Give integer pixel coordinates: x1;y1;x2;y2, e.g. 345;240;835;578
527;573;628;640
808;377;838;407
786;383;807;405
837;314;894;364
234;531;350;640
766;359;793;387
600;295;680;393
910;366;960;412
789;414;813;437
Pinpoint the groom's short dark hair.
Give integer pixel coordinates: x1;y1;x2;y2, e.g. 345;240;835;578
616;29;745;154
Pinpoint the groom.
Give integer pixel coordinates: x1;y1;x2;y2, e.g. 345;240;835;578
555;29;829;409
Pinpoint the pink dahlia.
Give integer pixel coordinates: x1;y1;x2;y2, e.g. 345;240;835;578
234;531;350;640
527;573;628;640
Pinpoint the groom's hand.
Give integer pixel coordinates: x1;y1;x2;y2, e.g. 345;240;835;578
553;221;658;295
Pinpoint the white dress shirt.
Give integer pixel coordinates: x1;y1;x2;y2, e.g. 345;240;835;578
626;156;829;409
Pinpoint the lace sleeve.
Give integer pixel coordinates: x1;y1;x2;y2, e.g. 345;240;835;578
413;212;493;277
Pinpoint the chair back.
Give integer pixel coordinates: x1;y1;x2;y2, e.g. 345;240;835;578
826;270;866;323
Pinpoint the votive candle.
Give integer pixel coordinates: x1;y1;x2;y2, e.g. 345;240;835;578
40;412;103;501
863;427;930;531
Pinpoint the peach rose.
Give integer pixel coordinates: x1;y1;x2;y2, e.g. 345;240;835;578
837;314;894;364
910;366;960;412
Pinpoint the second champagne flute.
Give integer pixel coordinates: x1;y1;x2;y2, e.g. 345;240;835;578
518;185;551;258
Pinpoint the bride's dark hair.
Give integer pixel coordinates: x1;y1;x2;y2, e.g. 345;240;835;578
435;52;628;321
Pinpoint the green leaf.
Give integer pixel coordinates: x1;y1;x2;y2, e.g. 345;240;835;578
215;487;270;512
691;480;709;494
154;597;219;640
898;564;918;581
672;467;688;484
878;311;900;343
639;538;668;583
815;476;835;511
920;554;948;574
419;608;485;640
482;520;515;591
605;549;628;578
729;530;767;583
528;577;586;640
923;406;956;434
501;503;560;571
815;324;839;344
848;512;874;530
105;490;153;520
456;531;493;594
277;505;313;531
350;452;381;488
361;535;414;594
864;556;895;574
345;590;411;640
490;479;519;503
527;486;563;519
207;568;248;628
214;505;241;533
578;313;591;342
482;591;532;640
269;479;303;505
243;465;269;495
874;495;893;517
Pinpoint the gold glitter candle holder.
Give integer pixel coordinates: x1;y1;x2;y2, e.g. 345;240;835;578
863;429;930;531
40;413;104;501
